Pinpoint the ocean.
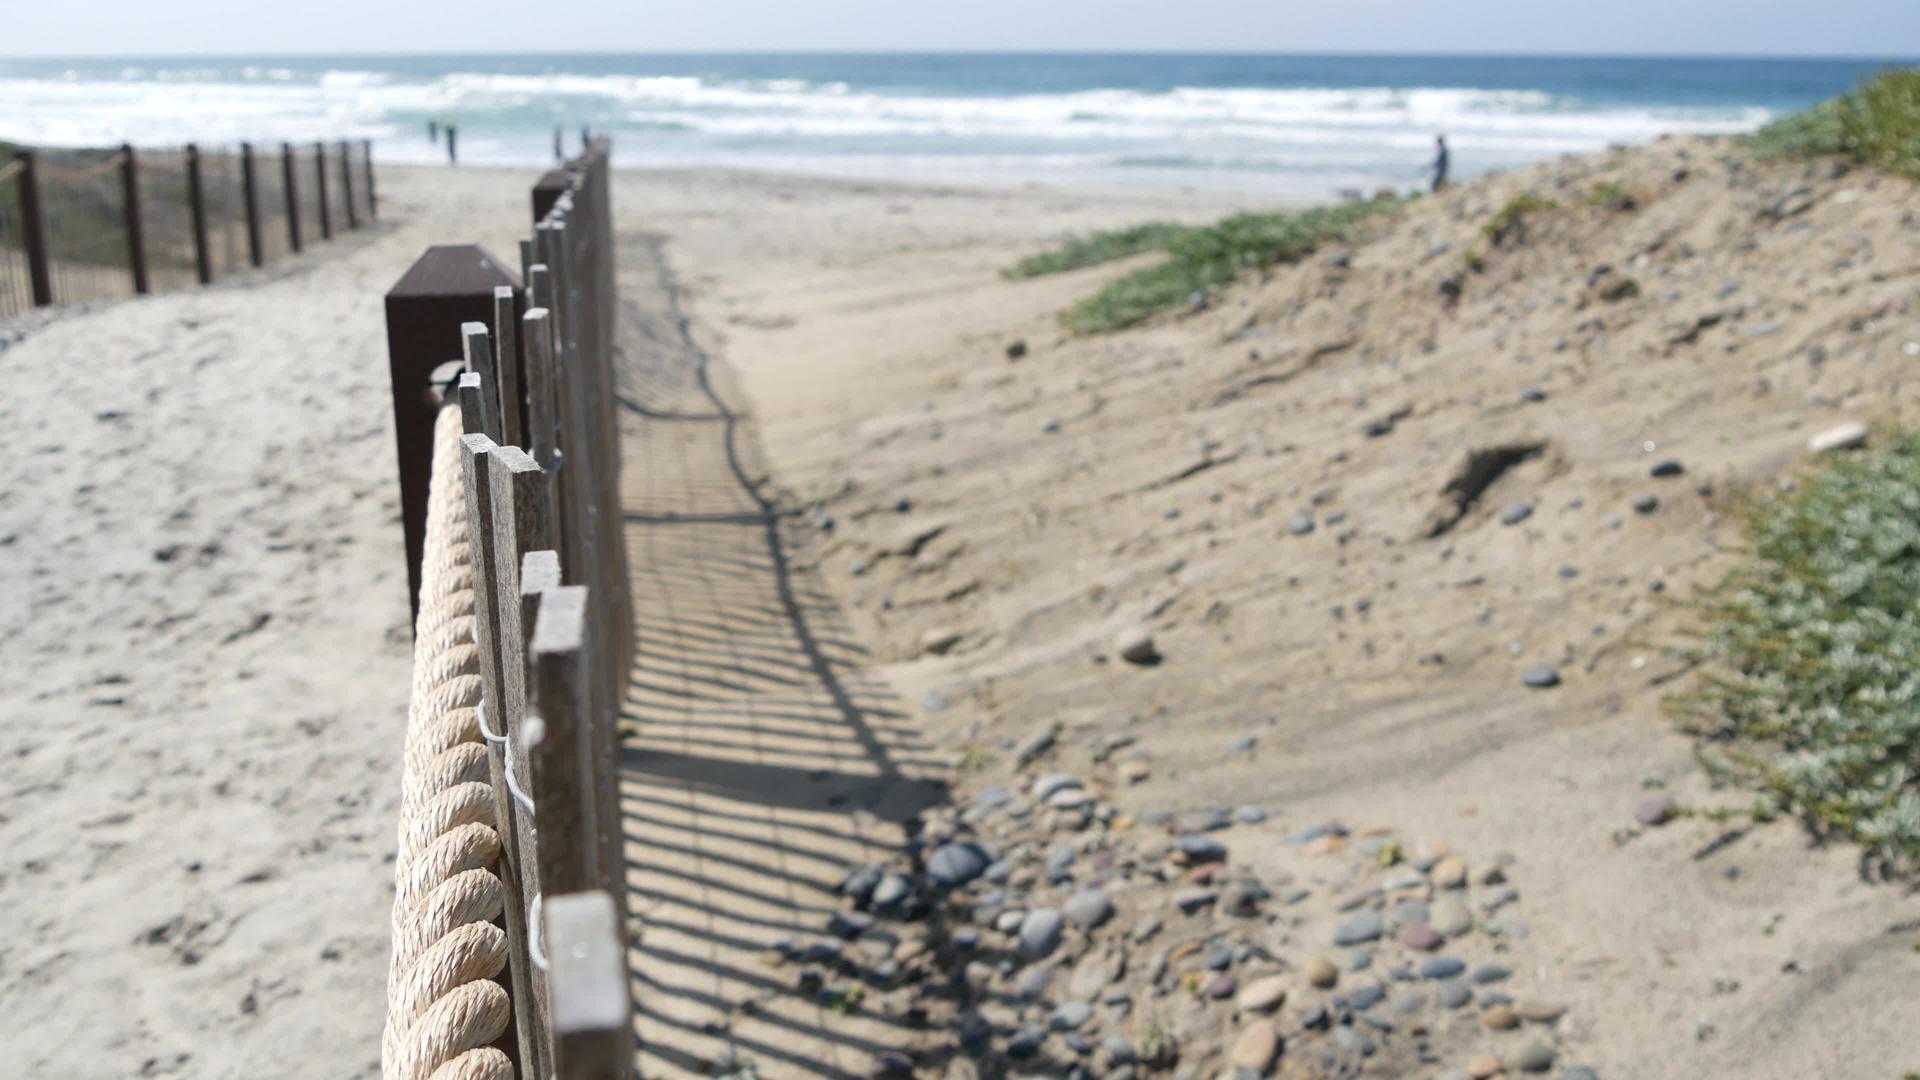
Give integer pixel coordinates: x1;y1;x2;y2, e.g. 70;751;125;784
0;53;1907;195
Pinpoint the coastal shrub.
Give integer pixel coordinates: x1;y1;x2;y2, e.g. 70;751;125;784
1052;197;1398;334
1671;429;1920;867
1749;67;1920;178
1480;193;1555;247
1005;221;1195;279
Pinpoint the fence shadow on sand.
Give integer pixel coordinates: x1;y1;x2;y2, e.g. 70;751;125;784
614;237;953;1077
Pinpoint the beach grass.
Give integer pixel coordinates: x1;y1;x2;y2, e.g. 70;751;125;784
1670;430;1920;867
1015;197;1399;334
1748;67;1920;178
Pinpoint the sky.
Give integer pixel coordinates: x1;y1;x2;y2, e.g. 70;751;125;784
8;0;1920;58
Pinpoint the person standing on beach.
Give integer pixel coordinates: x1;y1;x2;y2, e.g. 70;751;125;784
1431;135;1450;192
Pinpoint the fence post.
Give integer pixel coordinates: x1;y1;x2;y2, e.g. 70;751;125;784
453;429;543;1080
119;143;150;295
184;144;213;285
364;138;378;220
384;244;522;621
281;143;302;253
339;139;358;230
492;286;525;448
544;891;632;1080
14;151;53;307
313;141;333;241
525;584;598;897
239;142;264;268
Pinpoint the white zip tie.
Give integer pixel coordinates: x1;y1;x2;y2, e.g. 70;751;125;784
527;892;548;971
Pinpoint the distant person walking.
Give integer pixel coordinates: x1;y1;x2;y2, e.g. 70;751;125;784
1430;135;1450;193
427;120;439;143
446;124;458;165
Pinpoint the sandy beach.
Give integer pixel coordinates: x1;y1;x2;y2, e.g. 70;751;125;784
4;138;1918;1079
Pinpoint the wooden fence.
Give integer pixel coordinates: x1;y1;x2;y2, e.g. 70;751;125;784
384;139;634;1080
0;139;376;317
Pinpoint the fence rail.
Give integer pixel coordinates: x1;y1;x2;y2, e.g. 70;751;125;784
0;137;376;317
382;139;634;1080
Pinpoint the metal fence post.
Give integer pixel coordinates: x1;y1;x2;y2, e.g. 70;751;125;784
184;144;213;285
239;142;264;268
14;151;53;307
119;143;150;295
384;243;523;621
281;143;302;253
313;141;332;241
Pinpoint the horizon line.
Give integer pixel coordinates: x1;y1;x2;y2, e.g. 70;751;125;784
4;47;1917;63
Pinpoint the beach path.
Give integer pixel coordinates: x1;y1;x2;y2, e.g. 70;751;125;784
615;237;949;1078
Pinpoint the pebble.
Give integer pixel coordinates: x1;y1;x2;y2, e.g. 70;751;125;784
1119;760;1151;784
1482;887;1520;913
828;911;875;939
1808;421;1868;453
1051;1002;1094;1031
1288;510;1316;536
1015;966;1051;999
1419;957;1466;980
1101;1034;1137;1065
1064;888;1114;929
1341;949;1372;972
868;1052;913;1078
1650;459;1685;478
1521;666;1561;689
1205;974;1238;999
1500;502;1534;526
1390;990;1427;1017
1431;898;1473;936
1045;843;1077;880
1177;834;1229;864
1116;628;1160;665
1333;911;1384;946
1348;984;1387;1011
1229;1021;1280;1073
1286;822;1346;845
1482;1003;1519;1030
1034;773;1082;801
1172;888;1217;913
920;627;962;655
1207;945;1234;971
1518;1001;1568;1022
1014;726;1057;767
1471;964;1513;985
1237;974;1290;1012
1235;804;1268;824
1332;1026;1373;1056
1560;1069;1599;1080
1437;980;1473;1009
1632;493;1659;514
1513;1039;1557;1073
1634;794;1678;826
982;860;1013;885
927;842;990;887
1019;909;1064;957
1006;1026;1045;1059
1401;924;1444;951
1305;956;1339;988
1431;856;1468;889
1221;880;1263;916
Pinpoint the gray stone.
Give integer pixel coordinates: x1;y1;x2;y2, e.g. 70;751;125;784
1514;1040;1556;1073
1177;834;1228;862
1436;980;1472;1009
1560;1069;1599;1080
1019;909;1064;957
1418;956;1466;980
1470;964;1512;985
1522;666;1561;689
871;873;912;911
1172;888;1217;914
1236;804;1267;824
1501;502;1534;526
1116;628;1160;665
1288;510;1316;536
1051;1002;1094;1031
1220;880;1263;916
1014;725;1057;767
1634;794;1678;826
1034;773;1083;801
1045;843;1077;880
1341;949;1372;972
1332;1026;1373;1055
1064;888;1114;929
1333;911;1384;946
1809;421;1869;453
1633;493;1659;514
828;911;875;939
1649;460;1685;478
927;843;990;886
1101;1035;1138;1066
1006;1026;1045;1058
1430;898;1472;936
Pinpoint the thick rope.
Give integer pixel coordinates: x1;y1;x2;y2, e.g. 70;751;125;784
384;403;516;1080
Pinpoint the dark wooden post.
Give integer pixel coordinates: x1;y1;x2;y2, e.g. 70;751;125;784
14;151;53;307
364;139;377;220
281;143;302;253
339;140;358;230
313;142;332;241
119;144;150;295
384;244;522;621
532;170;569;223
526;584;597;896
239;142;264;268
184;144;213;285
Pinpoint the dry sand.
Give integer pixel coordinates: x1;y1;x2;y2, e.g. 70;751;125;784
625;140;1920;1078
4;141;1916;1079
